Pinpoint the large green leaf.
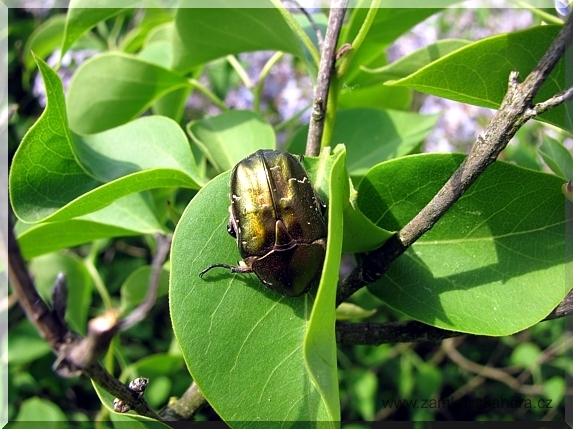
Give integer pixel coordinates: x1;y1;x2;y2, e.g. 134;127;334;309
360;154;572;335
187;110;276;174
304;146;346;423
15;193;164;259
170;149;343;424
10;56;201;224
388;25;569;130
67;52;190;134
171;0;304;73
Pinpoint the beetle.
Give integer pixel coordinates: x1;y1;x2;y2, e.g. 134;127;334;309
199;149;327;297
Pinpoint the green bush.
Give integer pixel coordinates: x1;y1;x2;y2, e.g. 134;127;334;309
7;2;572;425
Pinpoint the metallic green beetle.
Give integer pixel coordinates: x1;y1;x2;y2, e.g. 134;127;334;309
200;149;327;297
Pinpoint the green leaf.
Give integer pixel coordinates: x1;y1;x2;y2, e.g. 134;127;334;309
171;0;304;74
10;56;201;224
29;252;93;334
120;8;175;53
338;82;412;111
10;54;100;223
361;154;572;335
539;136;573;180
122;354;185;381
15;397;67;423
335;302;377;321
351;370;377;420
510;342;542;368
287;108;439;178
22;14;67;87
343;4;445;48
187;110;276;174
66;52;190;134
302;145;392;253
342;178;393;254
362;39;471;81
415;362;442;399
138;40;173;68
16;193;163;259
8;320;52;365
543;376;565;404
341;6;449;86
504;126;545;171
388;25;569;130
152;86;191;123
60;2;132;57
304;146;346;423
170;150;342;423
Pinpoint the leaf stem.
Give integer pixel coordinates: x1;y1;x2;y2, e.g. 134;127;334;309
108;14;126;50
254;51;284;114
188;78;228;111
336;0;381;79
85;245;113;311
226;55;253;89
272;0;321;67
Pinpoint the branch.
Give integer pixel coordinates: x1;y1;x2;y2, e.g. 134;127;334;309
336;288;573;345
7;214;163;420
8;217;67;349
336;320;467;345
305;0;348;156
336;13;573;305
160;382;207;421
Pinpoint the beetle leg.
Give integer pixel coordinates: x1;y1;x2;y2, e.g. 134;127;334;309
199;263;253;278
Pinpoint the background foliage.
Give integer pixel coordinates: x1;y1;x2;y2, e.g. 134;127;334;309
7;2;573;425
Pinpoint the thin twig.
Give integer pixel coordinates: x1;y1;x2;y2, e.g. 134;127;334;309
336;14;573;305
525;85;573;118
119;234;171;330
335;288;573;345
442;338;543;396
283;0;324;49
306;0;348;156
